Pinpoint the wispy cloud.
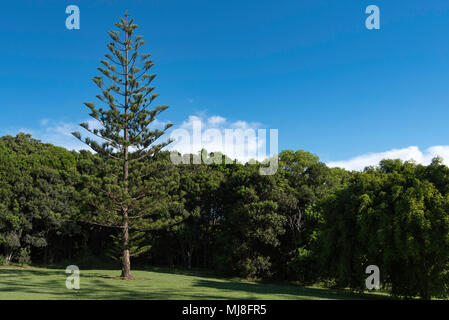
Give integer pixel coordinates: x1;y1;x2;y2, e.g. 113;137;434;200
2;120;86;151
207;115;226;125
327;145;449;171
2;119;112;151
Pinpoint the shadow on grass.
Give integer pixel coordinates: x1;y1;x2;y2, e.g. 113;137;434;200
191;279;387;300
140;265;219;278
0;268;231;299
0;267;390;300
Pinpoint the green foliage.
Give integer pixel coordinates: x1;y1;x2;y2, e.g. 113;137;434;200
0;134;78;264
239;256;273;280
17;247;31;265
107;230;152;261
287;247;316;284
277;150;347;282
319;159;449;299
213;164;288;279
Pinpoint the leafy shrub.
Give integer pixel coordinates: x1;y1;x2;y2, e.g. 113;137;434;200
238;256;272;280
17;248;31;265
287;248;318;284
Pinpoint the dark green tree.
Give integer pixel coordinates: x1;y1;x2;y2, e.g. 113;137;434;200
172;157;225;269
0;134;78;265
72;13;178;279
216;163;288;279
278;150;348;283
319;159;449;299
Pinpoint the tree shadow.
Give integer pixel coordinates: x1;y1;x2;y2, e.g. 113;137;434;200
139;266;219;278
191;279;389;300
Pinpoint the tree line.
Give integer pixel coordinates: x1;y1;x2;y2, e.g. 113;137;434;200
1;133;449;299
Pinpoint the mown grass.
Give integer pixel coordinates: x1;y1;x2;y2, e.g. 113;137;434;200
0;266;389;300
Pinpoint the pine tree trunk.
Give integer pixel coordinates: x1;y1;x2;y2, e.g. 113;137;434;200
121;212;131;279
120;15;132;280
121;151;130;278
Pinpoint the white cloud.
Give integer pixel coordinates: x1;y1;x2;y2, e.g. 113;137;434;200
2;119;97;151
327;145;449;171
208;115;226;125
84;118;103;131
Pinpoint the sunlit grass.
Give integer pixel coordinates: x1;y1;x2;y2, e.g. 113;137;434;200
0;266;387;300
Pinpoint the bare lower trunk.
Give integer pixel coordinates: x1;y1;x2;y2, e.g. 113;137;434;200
121;216;131;279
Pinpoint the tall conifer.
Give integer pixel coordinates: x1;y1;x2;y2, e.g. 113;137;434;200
73;13;177;279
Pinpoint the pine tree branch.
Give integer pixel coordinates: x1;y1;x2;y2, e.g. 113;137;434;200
128;217;187;232
62;218;124;229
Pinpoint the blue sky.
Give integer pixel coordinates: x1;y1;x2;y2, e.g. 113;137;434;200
2;0;449;169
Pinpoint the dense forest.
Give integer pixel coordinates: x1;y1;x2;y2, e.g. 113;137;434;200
1;133;449;299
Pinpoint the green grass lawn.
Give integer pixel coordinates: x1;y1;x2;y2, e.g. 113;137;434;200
0;266;388;300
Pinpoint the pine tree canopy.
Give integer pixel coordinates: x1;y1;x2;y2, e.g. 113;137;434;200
72;14;173;162
71;13;185;234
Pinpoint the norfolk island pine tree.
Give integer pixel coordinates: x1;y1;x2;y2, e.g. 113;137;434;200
72;13;185;279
